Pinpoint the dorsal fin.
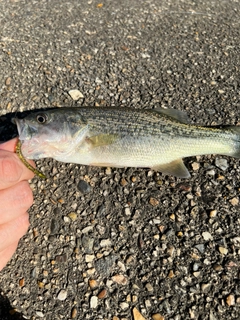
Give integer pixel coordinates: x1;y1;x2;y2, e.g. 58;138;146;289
150;108;191;124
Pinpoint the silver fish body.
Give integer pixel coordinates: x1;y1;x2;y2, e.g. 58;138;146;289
15;107;240;178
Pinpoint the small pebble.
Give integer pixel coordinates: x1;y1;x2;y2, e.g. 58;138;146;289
38;281;44;289
209;210;217;217
215;158;229;171
19;278;25;287
100;239;112;247
214;264;223;271
207;169;215;176
152;314;165;320
145;300;152;308
125;206;131;215
132;307;146;320
195;244;205;253
112;274;128;285
71;307;77;318
57;289;68;301
168;270;174;278
98;288;107;299
77;180;92;194
63;216;70;223
202;231;213;241
120;178;128;186
120;302;129;310
201;283;211;293
82;226;93;234
229;197;239;206
145;283;153;292
90;295;98;308
68;212;77;221
89;279;98;289
50;218;59;234
36;311;44;318
68;89;84;100
193;271;201;278
193;262;200;271
5;77;11;86
105;167;111;175
85;254;95;262
55;254;67;263
219;246;228;255
117;261;126;272
191;162;200;171
226;294;235;306
169;213;175;221
149;197;159;206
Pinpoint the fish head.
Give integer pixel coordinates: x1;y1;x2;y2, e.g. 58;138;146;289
15;109;87;159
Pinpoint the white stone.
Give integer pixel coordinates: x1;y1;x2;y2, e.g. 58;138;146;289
120;302;129;310
202;231;213;241
85;254;95;262
57;289;67;301
90;296;98;308
36;311;44;318
68;89;84;100
100;239;112;247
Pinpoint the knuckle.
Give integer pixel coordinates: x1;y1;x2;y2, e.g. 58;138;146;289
12;182;33;210
19;212;30;233
0;155;22;183
0;213;30;246
18;182;33;209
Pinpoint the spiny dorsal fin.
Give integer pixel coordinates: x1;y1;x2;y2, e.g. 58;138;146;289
151;108;191;124
152;159;190;178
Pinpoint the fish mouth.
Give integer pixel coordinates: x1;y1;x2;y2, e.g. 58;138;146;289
14;118;25;138
14;118;37;141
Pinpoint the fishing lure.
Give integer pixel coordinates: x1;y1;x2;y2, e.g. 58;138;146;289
16;140;46;179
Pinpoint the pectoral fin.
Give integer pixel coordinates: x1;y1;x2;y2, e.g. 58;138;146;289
152;159;190;178
86;133;119;147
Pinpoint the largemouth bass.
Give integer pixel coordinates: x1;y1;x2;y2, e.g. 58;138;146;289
15;107;240;178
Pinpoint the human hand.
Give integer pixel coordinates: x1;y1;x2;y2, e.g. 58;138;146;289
0;138;34;271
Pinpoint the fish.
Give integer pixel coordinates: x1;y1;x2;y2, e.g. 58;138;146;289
15;106;240;178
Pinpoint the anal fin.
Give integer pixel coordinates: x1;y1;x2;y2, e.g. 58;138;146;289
152;159;190;178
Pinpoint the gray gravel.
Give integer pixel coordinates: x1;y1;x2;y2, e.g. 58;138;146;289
1;0;240;319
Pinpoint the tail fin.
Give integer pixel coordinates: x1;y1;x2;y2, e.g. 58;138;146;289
223;126;240;158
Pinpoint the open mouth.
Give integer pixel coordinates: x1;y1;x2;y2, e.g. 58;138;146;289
14;118;25;138
14;118;37;141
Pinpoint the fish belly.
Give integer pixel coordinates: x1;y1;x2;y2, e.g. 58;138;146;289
54;133;233;169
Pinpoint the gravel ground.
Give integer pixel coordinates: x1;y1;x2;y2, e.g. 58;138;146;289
1;0;240;319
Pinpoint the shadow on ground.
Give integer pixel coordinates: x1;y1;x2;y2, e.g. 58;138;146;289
0;290;25;320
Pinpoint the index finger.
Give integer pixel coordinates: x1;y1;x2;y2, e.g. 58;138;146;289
0;139;35;189
0;138;20;152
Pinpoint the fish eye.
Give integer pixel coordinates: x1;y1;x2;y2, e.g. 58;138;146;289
36;113;47;124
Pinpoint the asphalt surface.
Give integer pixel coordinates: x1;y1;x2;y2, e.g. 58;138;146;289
1;0;240;319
